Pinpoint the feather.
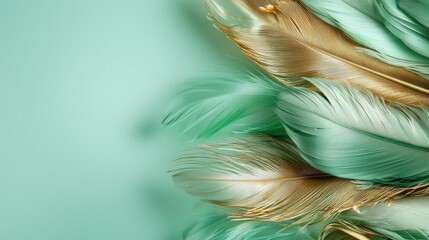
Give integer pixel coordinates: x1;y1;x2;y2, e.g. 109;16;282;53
398;0;429;29
320;221;386;240
182;202;320;240
320;220;429;240
171;136;429;224
343;0;429;58
342;0;382;21
206;0;429;107
162;73;286;138
276;78;429;186
300;0;429;77
183;203;429;240
343;196;429;239
167;0;429;238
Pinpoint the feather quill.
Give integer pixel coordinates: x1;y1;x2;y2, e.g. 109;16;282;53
206;0;429;107
171;136;429;224
277;78;429;186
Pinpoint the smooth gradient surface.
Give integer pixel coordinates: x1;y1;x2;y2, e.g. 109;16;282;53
0;0;250;239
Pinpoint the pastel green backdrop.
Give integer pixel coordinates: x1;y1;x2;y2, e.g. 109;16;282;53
0;0;251;239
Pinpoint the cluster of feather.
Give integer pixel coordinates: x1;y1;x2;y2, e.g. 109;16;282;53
164;0;429;239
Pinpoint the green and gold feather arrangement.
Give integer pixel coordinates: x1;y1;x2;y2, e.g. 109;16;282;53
164;0;429;239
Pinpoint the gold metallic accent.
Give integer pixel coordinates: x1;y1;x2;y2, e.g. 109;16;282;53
207;0;429;107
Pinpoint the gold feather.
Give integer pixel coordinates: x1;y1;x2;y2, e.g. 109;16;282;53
171;137;429;225
320;221;384;240
206;0;429;107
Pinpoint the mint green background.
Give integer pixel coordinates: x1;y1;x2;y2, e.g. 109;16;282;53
0;0;249;239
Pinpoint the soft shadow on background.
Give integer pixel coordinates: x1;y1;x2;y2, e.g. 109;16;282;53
0;0;256;239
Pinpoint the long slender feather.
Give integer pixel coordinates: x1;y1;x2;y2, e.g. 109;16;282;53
184;202;429;240
344;196;429;238
320;220;429;240
171;136;429;224
206;0;429;107
163;74;286;138
398;0;429;29
277;78;429;186
300;0;429;77
183;202;320;240
343;0;429;58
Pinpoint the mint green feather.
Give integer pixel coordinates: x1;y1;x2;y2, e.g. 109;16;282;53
345;196;429;239
163;74;286;138
300;0;429;77
320;221;429;240
276;78;429;186
375;230;429;240
183;203;320;240
398;0;429;28
342;0;429;58
376;0;429;57
343;0;382;20
182;195;429;240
